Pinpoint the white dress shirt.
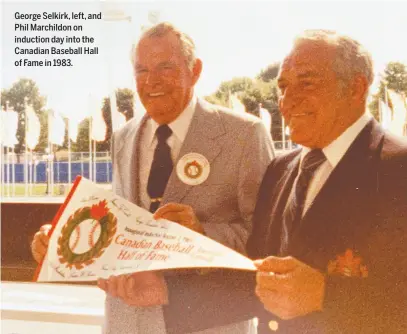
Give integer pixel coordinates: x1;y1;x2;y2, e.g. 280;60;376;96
299;113;372;216
138;95;197;210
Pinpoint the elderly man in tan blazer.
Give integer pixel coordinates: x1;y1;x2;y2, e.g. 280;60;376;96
31;22;274;334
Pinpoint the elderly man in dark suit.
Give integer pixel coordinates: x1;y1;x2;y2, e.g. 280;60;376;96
164;30;407;334
249;29;407;333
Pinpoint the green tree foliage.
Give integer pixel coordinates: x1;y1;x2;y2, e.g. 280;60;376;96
205;77;255;107
205;73;283;140
1;78;47;153
37;110;49;152
207;61;407;141
257;62;280;82
100;88;134;151
73;118;90;152
117;88;134;120
1;80;135;154
368;97;380;121
73;116;110;152
369;62;407;121
100;97;112;152
73;88;135;152
241;79;279;114
203;94;225;106
383;62;407;92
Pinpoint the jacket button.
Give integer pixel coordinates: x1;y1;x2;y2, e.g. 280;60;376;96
268;320;279;331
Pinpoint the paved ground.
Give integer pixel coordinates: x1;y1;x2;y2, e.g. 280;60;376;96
1;281;104;334
2;320;101;334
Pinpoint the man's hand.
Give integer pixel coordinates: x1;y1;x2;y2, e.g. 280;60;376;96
31;224;52;263
254;256;325;320
154;203;205;235
97;271;169;307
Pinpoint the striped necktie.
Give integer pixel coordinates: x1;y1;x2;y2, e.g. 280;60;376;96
280;149;326;255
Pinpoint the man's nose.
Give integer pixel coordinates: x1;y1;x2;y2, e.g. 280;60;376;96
279;87;297;111
146;70;160;85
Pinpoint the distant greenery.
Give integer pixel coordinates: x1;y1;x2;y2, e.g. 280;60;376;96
2;80;134;154
3;60;405;155
205;60;407;140
369;62;407;121
204;62;284;140
1;78;49;153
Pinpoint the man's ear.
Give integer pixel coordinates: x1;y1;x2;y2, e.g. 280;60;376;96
192;58;203;85
352;74;369;101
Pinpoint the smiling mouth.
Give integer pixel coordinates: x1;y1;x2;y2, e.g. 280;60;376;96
291;112;312;117
148;92;165;97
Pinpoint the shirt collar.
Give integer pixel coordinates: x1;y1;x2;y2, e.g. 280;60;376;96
301;113;372;169
168;94;197;143
148;95;197;146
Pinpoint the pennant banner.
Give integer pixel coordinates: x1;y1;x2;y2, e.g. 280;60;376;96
230;93;246;114
91;110;107;142
89;94;107;142
387;90;407;137
49;111;66;146
69;119;79;143
35;177;255;282
380;99;392;131
110;90;127;132
259;107;272;133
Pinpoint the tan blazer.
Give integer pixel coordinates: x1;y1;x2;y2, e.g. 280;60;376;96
104;98;275;334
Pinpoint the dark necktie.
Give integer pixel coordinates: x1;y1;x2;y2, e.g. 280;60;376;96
147;124;173;213
280;149;327;255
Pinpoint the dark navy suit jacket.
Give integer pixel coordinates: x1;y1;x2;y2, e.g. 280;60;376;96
164;120;407;334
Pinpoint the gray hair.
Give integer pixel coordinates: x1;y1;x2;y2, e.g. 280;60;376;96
131;22;197;70
294;30;374;97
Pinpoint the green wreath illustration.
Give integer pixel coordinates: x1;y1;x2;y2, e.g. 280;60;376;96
184;160;203;179
57;200;117;270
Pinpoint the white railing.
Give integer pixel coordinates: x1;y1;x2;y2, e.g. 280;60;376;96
1;141;298;198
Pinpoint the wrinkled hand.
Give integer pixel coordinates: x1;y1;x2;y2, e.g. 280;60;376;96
255;256;325;320
154;203;205;235
97;271;169;307
31;223;52;263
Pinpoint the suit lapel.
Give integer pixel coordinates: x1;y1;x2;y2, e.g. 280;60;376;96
161;99;225;205
289;119;384;259
115;114;149;205
265;151;301;255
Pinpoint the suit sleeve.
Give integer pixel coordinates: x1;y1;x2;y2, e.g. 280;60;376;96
202;120;275;253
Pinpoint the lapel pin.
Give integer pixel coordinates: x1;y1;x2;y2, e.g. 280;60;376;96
176;153;210;186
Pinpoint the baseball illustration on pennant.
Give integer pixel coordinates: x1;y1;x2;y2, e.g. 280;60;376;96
57;200;117;270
